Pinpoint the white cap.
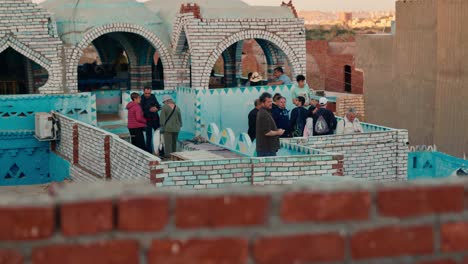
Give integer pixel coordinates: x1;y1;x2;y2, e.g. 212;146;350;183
319;97;328;106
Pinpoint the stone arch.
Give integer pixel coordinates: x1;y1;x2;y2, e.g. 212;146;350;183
68;23;173;91
0;36;52;90
0;36;51;73
200;30;303;89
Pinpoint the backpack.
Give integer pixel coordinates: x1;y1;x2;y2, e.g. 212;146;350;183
314;115;330;135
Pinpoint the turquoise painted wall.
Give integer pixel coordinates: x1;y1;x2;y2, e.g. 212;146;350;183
408;151;468;180
0;93;97;130
195;85;296;136
0;93;93;185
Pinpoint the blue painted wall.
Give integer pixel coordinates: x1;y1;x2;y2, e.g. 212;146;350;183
0;93;98;130
0;93;92;185
408;151;468;180
0;131;71;186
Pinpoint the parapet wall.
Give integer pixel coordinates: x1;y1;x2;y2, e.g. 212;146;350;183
54;114;161;184
288;129;409;181
2;180;468;263
159;152;343;189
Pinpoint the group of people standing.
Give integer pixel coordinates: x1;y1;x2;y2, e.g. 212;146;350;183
126;87;182;158
249;72;363;157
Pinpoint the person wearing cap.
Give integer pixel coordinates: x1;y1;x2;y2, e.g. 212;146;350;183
160;95;182;158
249;72;263;86
311;97;337;136
336;107;363;135
141;87;161;153
126;92;147;151
268;67;292;85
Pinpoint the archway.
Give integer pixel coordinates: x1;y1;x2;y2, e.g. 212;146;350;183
68;23;173;93
0;48;49;94
201;30;303;89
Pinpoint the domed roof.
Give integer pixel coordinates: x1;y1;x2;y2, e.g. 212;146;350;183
144;0;295;34
40;0;170;46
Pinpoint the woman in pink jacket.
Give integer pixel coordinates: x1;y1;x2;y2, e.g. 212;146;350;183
126;92;147;151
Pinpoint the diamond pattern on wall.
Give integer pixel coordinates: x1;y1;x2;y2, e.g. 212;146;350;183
3;163;26;180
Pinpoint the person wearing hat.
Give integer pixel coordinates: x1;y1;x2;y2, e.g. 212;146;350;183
310;97;337;136
159;95;182;158
249;72;263;86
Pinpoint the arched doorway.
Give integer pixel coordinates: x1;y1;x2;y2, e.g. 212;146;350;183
77;34;132;92
0;48;49;95
344;65;352;93
201;31;302;89
208;39;282;89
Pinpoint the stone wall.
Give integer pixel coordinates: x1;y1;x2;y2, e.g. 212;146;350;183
2;180;468;263
175;13;307;89
288;129;409;181
0;0;63;93
54;114;161;183
336;94;366;121
158;153;343;189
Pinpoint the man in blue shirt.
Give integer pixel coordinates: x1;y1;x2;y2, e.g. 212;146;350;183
268;67;292;85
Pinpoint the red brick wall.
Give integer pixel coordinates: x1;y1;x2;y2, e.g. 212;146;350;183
2;181;468;263
307;40;364;94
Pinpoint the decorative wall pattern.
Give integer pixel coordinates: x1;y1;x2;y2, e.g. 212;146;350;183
0;93;97;130
0;131;54;186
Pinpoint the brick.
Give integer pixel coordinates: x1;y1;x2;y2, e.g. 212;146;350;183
417;259;457;264
0;249;23;264
0;206;54;241
253;233;345;264
351;225;434;259
32;240;139;264
148;238;248;264
175;195;269;228
377;185;464;218
118;196;169;232
60;200;113;237
281;191;370;222
441;222;468;252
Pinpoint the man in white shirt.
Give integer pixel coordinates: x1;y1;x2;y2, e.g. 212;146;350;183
336;107;364;135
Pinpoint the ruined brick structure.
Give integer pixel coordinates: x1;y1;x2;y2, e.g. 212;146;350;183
307;40;364;93
0;0;307;93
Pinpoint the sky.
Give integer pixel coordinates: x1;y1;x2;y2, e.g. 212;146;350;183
241;0;396;11
32;0;396;11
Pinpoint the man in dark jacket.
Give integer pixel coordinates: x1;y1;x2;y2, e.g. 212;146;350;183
271;96;290;138
141;87;161;153
289;96;308;137
247;99;261;141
